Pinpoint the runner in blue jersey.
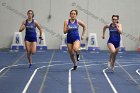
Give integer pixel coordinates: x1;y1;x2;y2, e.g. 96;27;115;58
102;15;122;70
64;10;86;70
19;10;43;68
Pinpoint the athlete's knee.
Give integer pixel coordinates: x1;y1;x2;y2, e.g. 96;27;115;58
31;51;36;55
73;47;79;52
31;48;36;55
31;52;35;55
26;50;31;54
111;50;116;54
115;48;119;53
70;53;74;58
74;49;79;53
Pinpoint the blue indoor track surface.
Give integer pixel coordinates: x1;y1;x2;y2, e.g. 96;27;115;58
0;50;140;93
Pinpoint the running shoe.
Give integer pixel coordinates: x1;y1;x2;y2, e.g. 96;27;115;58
76;54;80;61
108;61;111;69
29;64;32;68
73;66;77;70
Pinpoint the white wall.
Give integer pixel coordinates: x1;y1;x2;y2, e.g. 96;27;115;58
0;0;139;50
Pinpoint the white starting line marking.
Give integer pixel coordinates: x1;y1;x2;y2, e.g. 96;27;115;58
136;69;140;76
103;68;118;93
68;63;101;93
103;64;140;93
1;61;140;93
116;62;140;86
68;68;73;93
22;66;46;93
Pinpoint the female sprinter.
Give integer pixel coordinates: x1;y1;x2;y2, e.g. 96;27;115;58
19;10;43;68
102;15;122;70
64;10;86;70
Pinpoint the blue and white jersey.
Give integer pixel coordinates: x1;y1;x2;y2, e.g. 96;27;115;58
67;19;79;37
108;23;120;42
66;19;80;44
25;19;37;42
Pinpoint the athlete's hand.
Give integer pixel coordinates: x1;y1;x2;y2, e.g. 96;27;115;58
39;36;43;40
19;28;23;32
115;23;119;28
102;36;105;39
81;35;84;40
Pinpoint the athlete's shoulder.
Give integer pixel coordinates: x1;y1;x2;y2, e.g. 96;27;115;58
34;19;40;26
22;19;26;25
77;19;81;23
64;19;69;22
104;24;110;28
64;19;69;24
34;19;38;23
77;19;84;24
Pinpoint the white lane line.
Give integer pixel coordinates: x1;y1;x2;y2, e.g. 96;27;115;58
68;63;100;93
117;59;140;62
0;62;72;73
83;67;96;93
0;62;72;74
22;66;46;93
1;62;139;74
0;63;72;93
1;60;138;74
1;60;139;93
0;53;25;77
103;68;118;93
82;61;96;93
136;69;140;76
38;50;55;93
22;63;74;93
22;63;99;93
116;61;140;85
68;63;140;93
121;64;140;67
117;61;140;63
0;64;27;73
0;67;8;73
103;64;140;93
68;68;73;93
